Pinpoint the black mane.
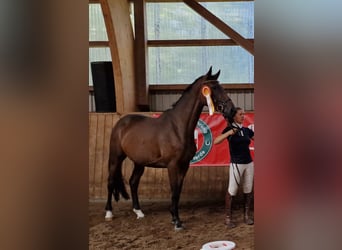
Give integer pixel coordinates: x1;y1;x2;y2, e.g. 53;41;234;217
171;75;204;108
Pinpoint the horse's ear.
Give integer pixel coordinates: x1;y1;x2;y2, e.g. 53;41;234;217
206;66;213;77
212;70;220;80
206;69;220;80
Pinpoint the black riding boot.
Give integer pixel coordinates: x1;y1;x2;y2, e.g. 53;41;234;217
244;192;254;225
225;192;236;228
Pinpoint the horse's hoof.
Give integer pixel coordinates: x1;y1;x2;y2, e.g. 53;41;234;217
174;224;184;231
172;220;185;231
245;218;254;225
133;209;145;219
105;211;113;221
171;219;183;224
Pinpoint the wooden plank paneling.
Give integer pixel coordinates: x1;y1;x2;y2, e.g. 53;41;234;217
200;166;209;198
221;167;229;197
172;94;179;109
149;84;254;91
149;88;254;112
100;114;114;197
164;93;173;110
161;168;170;198
94;114;105;198
244;91;253;111
207;165;217;198
154;168;164;198
236;90;246;108
89;113;119;199
142;168;155;197
89;86;254;113
228;92;238;107
182;167;193;198
193;167;202;199
154;94;163;112
89;114;98;198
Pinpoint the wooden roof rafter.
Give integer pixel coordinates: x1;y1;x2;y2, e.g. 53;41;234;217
89;41;110;47
183;0;254;55
148;39;254;47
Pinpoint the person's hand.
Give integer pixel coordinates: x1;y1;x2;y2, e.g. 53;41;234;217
230;128;238;135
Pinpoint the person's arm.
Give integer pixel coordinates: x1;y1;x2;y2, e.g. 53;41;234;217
213;128;238;145
248;128;254;140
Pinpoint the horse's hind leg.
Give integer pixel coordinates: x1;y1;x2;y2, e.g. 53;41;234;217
129;164;145;219
104;153;126;221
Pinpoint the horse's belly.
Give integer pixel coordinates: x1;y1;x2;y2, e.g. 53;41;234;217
125;147;166;166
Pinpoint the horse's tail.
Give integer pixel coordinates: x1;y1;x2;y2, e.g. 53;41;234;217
108;120;131;202
109;153;130;202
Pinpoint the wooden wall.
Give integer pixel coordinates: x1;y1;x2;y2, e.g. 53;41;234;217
89;89;254;112
149;89;254;111
89;112;230;201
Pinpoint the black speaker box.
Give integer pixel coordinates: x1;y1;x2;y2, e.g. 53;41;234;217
91;61;116;112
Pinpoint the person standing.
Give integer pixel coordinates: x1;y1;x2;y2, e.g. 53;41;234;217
214;107;254;228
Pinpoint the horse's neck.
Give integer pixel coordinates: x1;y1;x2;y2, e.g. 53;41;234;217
170;86;204;135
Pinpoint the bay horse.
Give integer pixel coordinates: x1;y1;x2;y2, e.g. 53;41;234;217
105;67;235;230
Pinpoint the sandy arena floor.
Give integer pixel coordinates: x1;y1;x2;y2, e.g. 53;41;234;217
89;199;254;249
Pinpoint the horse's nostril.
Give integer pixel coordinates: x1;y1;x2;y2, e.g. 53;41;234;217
217;105;223;111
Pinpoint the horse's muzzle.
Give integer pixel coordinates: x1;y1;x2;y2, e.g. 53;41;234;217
215;100;235;122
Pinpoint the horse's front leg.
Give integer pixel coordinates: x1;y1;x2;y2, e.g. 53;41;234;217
168;164;189;230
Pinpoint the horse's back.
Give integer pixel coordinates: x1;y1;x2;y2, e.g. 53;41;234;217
111;114;149;139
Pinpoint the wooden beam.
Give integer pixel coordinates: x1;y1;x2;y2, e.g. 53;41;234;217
183;0;254;55
101;0;137;112
148;39;254;47
149;83;254;91
89;84;253;93
134;0;150;109
89;41;110;47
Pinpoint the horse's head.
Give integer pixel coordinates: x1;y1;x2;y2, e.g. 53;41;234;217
201;67;236;122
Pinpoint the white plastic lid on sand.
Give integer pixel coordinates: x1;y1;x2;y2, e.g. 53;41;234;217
201;240;236;250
